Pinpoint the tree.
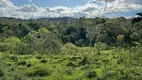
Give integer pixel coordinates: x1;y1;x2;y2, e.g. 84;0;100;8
38;27;50;38
48;23;57;32
16;23;30;38
132;13;142;24
136;13;142;17
131;21;142;41
22;27;61;54
116;35;124;46
2;36;28;54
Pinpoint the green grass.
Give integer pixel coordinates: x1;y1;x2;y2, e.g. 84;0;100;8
0;46;142;80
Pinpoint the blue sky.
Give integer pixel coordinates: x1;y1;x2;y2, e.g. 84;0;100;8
0;0;142;19
11;0;88;7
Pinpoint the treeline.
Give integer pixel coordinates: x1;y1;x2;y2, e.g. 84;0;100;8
0;14;142;54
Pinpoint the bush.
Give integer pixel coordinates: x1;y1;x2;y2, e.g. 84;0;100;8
40;59;47;63
85;71;97;78
69;56;81;61
66;61;76;67
94;42;109;50
35;55;42;59
26;63;32;67
131;41;140;46
0;69;4;77
26;66;51;77
10;56;18;62
64;69;72;75
64;43;76;48
17;60;26;65
79;57;89;65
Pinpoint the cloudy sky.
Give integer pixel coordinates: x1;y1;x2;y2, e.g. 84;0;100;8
0;0;142;19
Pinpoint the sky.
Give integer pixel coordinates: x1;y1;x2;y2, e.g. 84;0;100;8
0;0;142;19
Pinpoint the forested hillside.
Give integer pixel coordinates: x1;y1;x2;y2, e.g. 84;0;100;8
0;15;142;80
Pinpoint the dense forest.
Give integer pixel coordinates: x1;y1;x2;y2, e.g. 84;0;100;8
0;13;142;80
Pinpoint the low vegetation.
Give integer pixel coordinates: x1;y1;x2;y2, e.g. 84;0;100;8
0;14;142;79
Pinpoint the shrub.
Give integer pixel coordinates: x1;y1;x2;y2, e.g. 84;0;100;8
26;63;32;67
26;66;51;77
103;71;115;79
10;56;18;62
17;60;26;65
69;56;81;61
66;61;76;67
64;69;72;75
0;69;4;77
131;41;140;46
35;55;42;59
27;69;50;77
64;43;76;48
4;36;27;54
40;59;47;63
79;57;89;65
85;71;97;78
94;42;109;50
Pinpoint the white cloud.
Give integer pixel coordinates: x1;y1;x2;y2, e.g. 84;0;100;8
88;0;142;4
17;4;40;12
0;0;18;17
0;0;17;9
87;0;142;18
0;0;142;19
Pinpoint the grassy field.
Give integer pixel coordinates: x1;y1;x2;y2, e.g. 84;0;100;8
0;44;142;80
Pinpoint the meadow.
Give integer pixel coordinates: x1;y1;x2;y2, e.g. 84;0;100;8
0;43;142;80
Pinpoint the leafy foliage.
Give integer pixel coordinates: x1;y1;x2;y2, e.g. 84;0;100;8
0;14;142;79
